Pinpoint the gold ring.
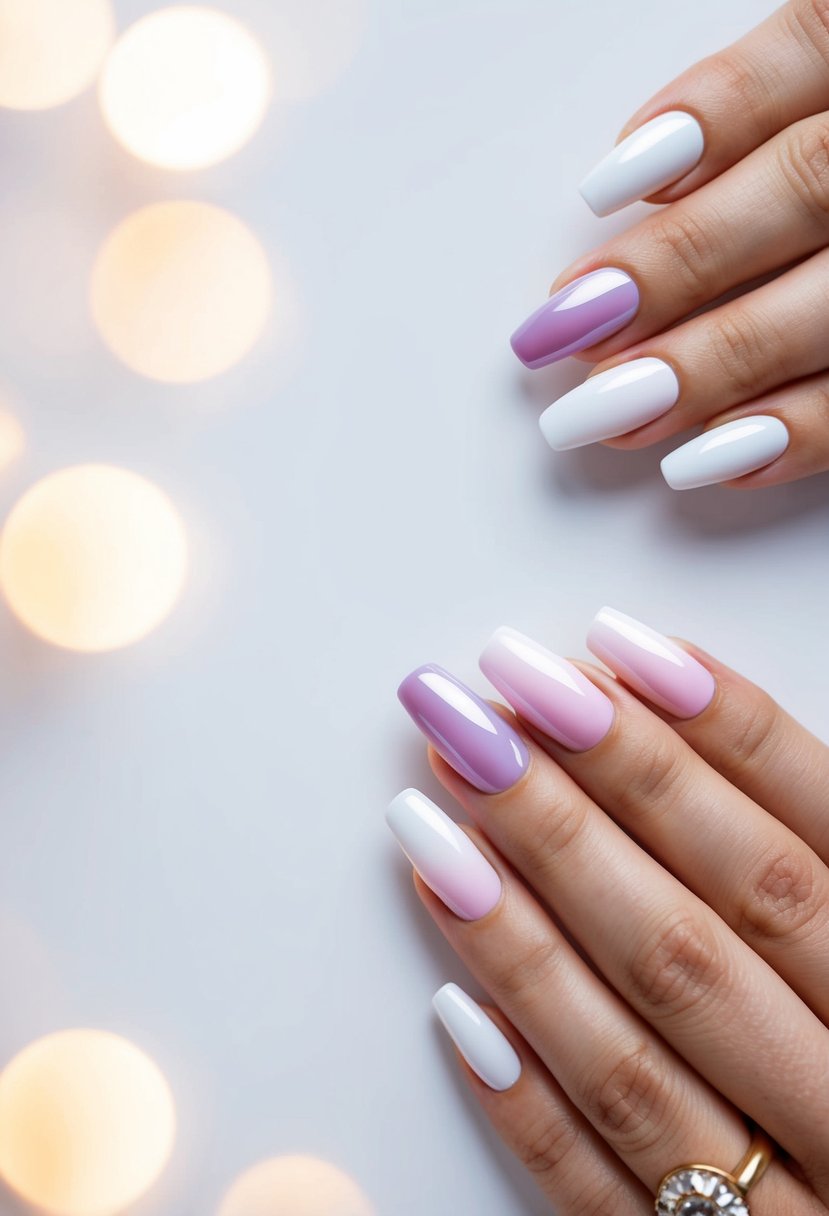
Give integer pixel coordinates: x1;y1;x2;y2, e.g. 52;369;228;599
655;1130;773;1214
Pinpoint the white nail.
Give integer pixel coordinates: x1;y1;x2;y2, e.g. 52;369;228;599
661;415;789;490
433;983;521;1092
539;357;679;451
580;111;704;217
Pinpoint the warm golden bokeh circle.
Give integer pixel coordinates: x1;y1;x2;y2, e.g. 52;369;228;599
0;1029;176;1216
0;464;188;652
99;5;269;170
90;201;272;383
0;0;115;110
218;1156;375;1216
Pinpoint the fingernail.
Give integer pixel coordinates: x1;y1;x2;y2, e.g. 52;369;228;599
511;268;639;369
386;788;502;921
580;111;705;217
433;982;521;1091
587;606;715;719
660;415;789;490
539;357;679;450
398;664;529;794
480;626;614;751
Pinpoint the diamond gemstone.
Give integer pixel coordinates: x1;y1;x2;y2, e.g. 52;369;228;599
655;1169;749;1216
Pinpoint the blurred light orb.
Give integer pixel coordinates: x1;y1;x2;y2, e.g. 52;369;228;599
0;1029;175;1216
0;409;24;471
0;0;114;110
91;201;272;383
218;1156;374;1216
99;6;269;170
0;465;187;652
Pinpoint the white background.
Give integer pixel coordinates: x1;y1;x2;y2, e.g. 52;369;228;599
0;0;826;1213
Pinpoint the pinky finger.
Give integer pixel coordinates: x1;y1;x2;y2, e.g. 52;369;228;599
659;375;829;490
431;979;651;1213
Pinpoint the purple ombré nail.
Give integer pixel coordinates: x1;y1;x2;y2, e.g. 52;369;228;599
510;267;639;369
398;664;529;794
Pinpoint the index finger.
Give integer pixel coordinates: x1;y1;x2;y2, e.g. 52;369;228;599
580;0;829;215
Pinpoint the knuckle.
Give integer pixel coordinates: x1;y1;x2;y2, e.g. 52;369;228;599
582;1043;669;1153
490;930;561;1004
791;0;829;60
722;689;780;773
629;911;726;1018
706;52;765;121
655;210;719;303
612;734;691;823
517;1110;580;1178
779;120;829;220
515;793;592;876
708;310;773;396
736;845;820;944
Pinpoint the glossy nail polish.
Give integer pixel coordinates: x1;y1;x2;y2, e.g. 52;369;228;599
386;788;502;921
398;664;529;794
433;982;521;1091
511;268;639;369
660;415;789;490
580;110;705;217
539;357;679;450
480;626;614;751
587;606;715;719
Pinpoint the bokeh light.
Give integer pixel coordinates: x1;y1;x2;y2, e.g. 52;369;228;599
0;1029;175;1216
0;0;114;110
90;201;272;383
269;0;368;100
218;1157;374;1216
0;408;23;471
99;6;269;170
0;464;187;652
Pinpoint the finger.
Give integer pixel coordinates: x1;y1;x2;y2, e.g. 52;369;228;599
540;250;829;454
581;0;829;213
396;665;829;1193
555;117;829;365
431;980;651;1213
619;635;829;866
660;376;829;489
477;620;829;1022
414;853;811;1214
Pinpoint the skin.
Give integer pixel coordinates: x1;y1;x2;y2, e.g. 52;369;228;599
409;644;829;1212
551;0;829;487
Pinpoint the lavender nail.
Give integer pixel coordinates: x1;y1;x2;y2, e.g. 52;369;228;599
510;267;639;369
398;664;529;794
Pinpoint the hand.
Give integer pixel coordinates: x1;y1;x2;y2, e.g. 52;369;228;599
389;609;829;1213
511;0;829;491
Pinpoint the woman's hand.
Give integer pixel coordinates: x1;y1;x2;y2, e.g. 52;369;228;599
512;0;829;490
389;609;829;1213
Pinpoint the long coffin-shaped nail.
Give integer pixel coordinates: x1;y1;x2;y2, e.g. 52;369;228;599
580;110;705;217
587;606;715;719
511;268;639;370
386;788;502;921
398;664;529;794
433;982;521;1091
660;415;789;490
539;357;679;450
480;626;614;751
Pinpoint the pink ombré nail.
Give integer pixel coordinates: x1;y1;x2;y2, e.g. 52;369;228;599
386;789;502;921
480;626;614;751
587;606;715;719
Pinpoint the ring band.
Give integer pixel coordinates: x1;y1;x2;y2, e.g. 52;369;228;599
655;1130;773;1214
